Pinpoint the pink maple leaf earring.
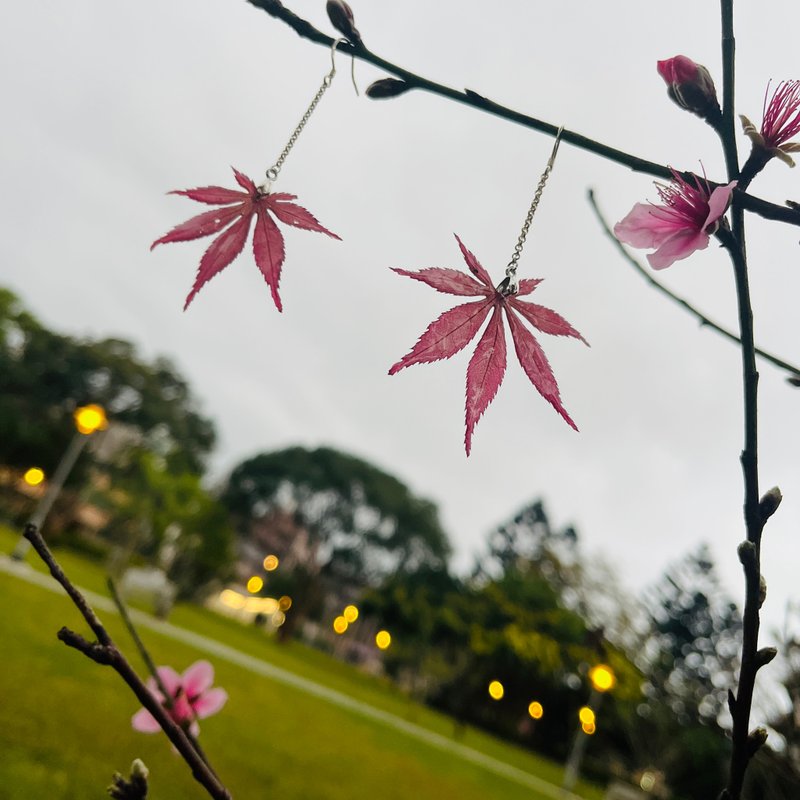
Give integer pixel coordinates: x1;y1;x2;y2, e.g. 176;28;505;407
152;38;358;312
390;127;589;456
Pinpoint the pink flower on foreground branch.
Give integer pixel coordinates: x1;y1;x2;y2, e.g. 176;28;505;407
390;235;587;456
614;171;736;270
132;660;227;737
657;55;720;124
741;80;800;167
152;168;340;311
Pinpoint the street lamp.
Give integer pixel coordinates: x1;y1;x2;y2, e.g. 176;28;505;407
11;404;107;560
563;663;616;793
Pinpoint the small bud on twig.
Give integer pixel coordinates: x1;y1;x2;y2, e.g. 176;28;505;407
755;647;778;669
737;540;757;567
746;727;768;758
759;574;767;608
759;486;782;521
657;55;722;126
108;759;149;799
727;688;737;717
326;0;362;46
366;77;412;99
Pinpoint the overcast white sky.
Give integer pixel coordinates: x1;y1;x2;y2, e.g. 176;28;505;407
2;0;799;680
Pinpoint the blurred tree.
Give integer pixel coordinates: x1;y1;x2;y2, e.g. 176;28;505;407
0;288;215;477
628;545;742;800
221;446;450;587
98;450;233;599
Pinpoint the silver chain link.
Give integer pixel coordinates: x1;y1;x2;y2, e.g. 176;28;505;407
261;38;354;189
264;71;334;184
503;126;565;293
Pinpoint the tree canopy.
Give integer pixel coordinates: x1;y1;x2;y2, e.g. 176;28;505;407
0;288;215;476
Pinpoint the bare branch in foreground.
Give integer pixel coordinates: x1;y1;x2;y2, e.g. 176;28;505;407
22;524;232;800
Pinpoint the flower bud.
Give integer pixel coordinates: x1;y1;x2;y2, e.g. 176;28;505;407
326;0;362;46
657;55;721;125
366;77;412;99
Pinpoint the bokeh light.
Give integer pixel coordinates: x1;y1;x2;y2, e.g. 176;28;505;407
375;630;391;650
343;604;359;623
578;706;595;726
528;701;543;719
263;554;279;571
488;680;504;700
23;467;45;486
333;615;348;634
73;404;107;435
246;575;264;594
581;721;596;735
588;663;616;693
278;595;292;611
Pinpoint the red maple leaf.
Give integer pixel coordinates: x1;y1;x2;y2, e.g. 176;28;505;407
390;235;588;455
151;168;340;311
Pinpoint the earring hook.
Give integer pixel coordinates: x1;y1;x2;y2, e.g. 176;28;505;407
329;37;359;96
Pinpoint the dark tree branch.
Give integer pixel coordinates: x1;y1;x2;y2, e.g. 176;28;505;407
246;0;800;229
587;189;800;382
22;524;232;800
107;577;218;778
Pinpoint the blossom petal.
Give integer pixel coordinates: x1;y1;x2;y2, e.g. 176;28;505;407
389;299;492;374
647;229;709;270
505;307;577;431
454;235;494;290
614;203;685;249
184;214;253;309
151;204;246;250
171;186;249;205
155;666;182;697
390;267;487;296
232;168;258;194
266;196;341;239
703;181;737;229
509;298;588;345
253;207;286;312
465;305;507;456
193;688;228;719
182;661;214;698
516;278;543;296
131;708;161;733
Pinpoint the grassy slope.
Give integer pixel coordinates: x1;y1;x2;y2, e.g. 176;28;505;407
0;526;603;800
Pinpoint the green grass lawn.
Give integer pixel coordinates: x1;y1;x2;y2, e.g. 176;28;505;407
0;525;604;800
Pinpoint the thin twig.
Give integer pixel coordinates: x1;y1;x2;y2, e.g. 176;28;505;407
587;189;800;381
22;524;232;800
245;0;800;229
106;577;219;777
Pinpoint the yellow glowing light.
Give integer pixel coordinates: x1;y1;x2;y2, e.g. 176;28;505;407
582;721;596;735
246;576;264;594
272;610;286;627
589;663;616;693
528;701;544;720
278;595;292;611
343;604;359;623
375;630;391;650
220;589;245;609
639;771;656;792
488;680;504;701
23;467;45;487
263;554;279;571
73;404;107;435
578;706;596;726
333;615;349;634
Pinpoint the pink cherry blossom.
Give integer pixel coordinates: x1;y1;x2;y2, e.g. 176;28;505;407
614;171;736;270
131;660;227;737
656;55;720;122
390;235;587;455
740;80;800;166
